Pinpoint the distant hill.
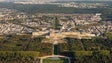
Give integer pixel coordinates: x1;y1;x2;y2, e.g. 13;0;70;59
5;0;56;2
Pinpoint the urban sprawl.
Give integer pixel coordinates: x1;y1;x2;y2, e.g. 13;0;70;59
0;8;112;39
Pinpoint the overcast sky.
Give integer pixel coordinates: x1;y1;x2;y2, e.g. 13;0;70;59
0;0;112;2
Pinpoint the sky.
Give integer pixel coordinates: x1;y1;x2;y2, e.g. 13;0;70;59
0;0;112;2
0;0;55;2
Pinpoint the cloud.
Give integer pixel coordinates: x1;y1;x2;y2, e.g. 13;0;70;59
1;0;112;2
0;0;5;2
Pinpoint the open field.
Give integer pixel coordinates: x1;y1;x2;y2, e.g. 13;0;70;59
43;58;69;63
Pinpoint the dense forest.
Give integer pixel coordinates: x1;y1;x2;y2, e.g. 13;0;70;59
59;37;112;63
0;33;112;63
0;35;52;63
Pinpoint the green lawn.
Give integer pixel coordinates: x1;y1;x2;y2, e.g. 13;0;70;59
43;58;69;63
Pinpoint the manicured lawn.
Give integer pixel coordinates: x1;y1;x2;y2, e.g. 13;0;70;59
43;58;69;63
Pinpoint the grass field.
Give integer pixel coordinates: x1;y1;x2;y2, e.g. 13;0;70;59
43;58;69;63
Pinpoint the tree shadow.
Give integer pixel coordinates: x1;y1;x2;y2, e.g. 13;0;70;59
60;51;76;63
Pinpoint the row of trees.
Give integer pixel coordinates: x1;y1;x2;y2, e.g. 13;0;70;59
0;35;54;62
59;37;112;52
0;35;53;56
0;34;112;62
58;36;112;63
0;51;39;63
